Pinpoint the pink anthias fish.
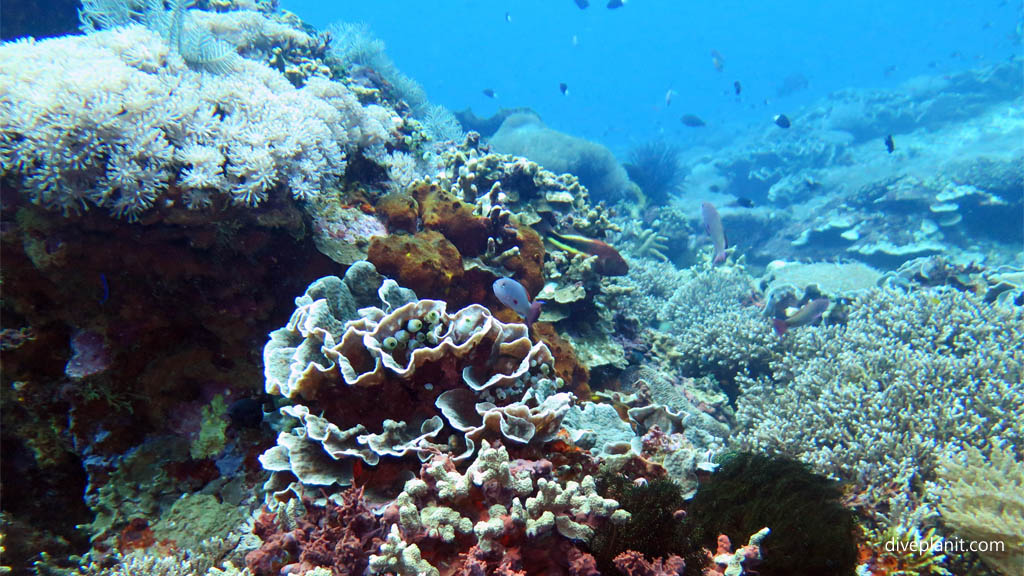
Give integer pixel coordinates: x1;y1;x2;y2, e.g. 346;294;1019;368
701;202;728;264
773;298;830;336
493;277;543;330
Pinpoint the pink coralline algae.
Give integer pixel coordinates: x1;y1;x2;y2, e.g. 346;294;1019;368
65;330;111;380
313;206;387;245
612;551;686;576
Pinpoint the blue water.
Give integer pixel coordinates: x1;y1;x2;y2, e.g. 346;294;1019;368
283;0;1019;155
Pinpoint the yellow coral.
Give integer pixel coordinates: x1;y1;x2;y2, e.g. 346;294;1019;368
935;443;1024;576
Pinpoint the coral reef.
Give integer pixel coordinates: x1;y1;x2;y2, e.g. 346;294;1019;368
3;4;1023;576
673;59;1023;268
591;476;707;575
259;269;570;506
734;286;1024;534
246;486;382;575
932;443;1024;575
0;25;396;218
369;440;627;574
684;453;857;576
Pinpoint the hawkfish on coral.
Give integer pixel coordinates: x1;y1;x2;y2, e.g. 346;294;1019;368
772;298;829;335
537;221;629;276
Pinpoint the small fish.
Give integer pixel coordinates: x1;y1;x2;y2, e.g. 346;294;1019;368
99;273;109;304
883;64;899;77
228;397;266;429
884;134;895;153
505;11;512;23
773;114;791;128
493;278;543;329
483;89;498;99
571;34;579;46
773;298;829;335
559;82;569;96
733;80;742;95
701;202;728;264
729;197;755;208
711;49;725;72
539;223;629;276
607;0;626;8
665;89;676;107
681;114;706;127
574;0;589;8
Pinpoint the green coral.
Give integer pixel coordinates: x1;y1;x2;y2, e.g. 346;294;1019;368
191;395;229;460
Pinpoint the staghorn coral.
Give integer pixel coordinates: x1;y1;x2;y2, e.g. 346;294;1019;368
932;443;1024;575
734;286;1024;534
0;26;396;218
856;525;952;576
618;259;778;381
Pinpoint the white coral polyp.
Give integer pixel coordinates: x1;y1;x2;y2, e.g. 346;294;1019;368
0;25;395;218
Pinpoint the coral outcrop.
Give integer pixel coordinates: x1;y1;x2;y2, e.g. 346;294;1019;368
259;267;569;503
0;25;396;218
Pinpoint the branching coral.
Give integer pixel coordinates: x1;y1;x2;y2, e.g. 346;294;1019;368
932;443;1024;575
617;259;778;381
371;441;627;574
734;286;1024;533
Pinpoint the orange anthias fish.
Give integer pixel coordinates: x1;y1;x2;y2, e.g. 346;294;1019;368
540;225;629;276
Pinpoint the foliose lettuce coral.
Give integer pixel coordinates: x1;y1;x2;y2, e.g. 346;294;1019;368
259;263;569;504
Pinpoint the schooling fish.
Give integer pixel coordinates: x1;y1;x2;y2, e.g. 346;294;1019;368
701;202;728;264
729;197;755;208
559;82;569;96
540;224;629;276
884;134;895;153
483;88;498;99
505;11;512;23
734;80;742;96
681;114;706;127
665;89;676;107
773;298;829;335
574;0;589;8
607;0;626;8
773;113;791;128
493;278;543;329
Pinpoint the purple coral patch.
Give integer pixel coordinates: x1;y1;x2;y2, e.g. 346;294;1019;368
65;330;111;380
